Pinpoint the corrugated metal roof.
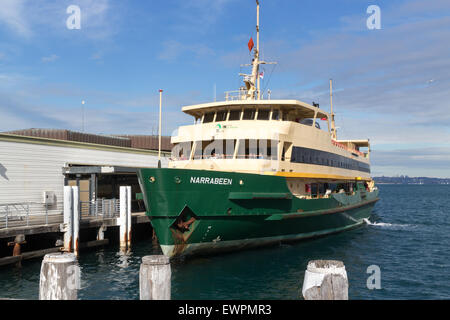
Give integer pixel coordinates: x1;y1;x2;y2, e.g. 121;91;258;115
117;135;173;152
3;129;173;151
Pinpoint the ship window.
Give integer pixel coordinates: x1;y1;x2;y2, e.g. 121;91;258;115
311;184;318;198
203;112;215;123
272;109;280;120
297;118;320;129
281;142;292;161
257;108;270;120
193;141;205;159
193;139;237;159
236;139;278;160
229;110;241;121
171;142;192;161
216;110;228;122
211;139;236;159
243;108;256;120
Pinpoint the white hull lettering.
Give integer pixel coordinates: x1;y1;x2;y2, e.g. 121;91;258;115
190;176;232;185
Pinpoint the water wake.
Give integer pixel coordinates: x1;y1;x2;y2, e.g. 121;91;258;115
363;219;415;230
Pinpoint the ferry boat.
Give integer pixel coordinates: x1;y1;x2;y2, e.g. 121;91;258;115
137;1;379;258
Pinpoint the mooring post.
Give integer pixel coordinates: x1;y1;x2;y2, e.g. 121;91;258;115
97;225;106;241
301;260;349;300
126;186;132;249
119;186;132;252
119;186;126;251
7;234;26;267
39;253;80;300
72;186;80;256
139;255;171;300
62;186;80;255
63;186;73;252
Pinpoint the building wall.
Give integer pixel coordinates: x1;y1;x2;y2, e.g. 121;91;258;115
0;134;169;210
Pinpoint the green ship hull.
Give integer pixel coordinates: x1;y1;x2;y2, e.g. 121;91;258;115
137;168;379;258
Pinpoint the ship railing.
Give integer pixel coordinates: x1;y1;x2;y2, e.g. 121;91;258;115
189;154;277;160
192;154;235;160
224;90;249;101
236;155;278;160
0;202;64;229
332;140;366;157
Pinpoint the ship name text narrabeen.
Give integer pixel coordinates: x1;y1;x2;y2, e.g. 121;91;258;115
190;176;232;185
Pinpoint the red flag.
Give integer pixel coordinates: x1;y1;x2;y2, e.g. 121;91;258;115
248;37;254;52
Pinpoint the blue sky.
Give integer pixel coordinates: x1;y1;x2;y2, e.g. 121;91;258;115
1;0;449;177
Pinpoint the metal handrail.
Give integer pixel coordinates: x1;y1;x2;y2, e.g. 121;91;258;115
224;89;249;101
0;202;64;229
80;198;120;219
1;198;122;229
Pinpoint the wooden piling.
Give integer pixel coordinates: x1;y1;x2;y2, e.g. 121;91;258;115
139;255;171;300
301;260;348;300
39;253;79;300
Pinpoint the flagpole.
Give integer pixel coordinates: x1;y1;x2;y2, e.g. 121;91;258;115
158;89;163;168
256;0;261;100
81;100;85;132
330;79;337;140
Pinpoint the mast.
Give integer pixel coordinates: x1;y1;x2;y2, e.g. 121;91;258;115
240;0;276;101
158;89;163;166
330;79;337;140
256;0;261;100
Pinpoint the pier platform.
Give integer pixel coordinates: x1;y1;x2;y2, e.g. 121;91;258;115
0;210;151;267
0;212;149;239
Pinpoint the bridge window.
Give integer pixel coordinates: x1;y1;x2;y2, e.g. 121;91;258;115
229;110;241;121
243;108;256;120
203;112;215;123
271;109;280;120
216;110;228;122
257;108;270;120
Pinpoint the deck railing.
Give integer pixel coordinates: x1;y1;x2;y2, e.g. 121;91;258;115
332;140;367;158
0;202;64;229
80;199;120;218
0;198;121;229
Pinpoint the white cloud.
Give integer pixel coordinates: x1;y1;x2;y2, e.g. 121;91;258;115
0;0;31;37
158;40;215;62
41;54;59;63
171;0;236;34
0;0;117;40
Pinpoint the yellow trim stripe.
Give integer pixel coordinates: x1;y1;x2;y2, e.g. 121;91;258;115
264;171;372;181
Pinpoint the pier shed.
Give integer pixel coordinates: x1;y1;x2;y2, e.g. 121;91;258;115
0;130;171;263
0;130;171;211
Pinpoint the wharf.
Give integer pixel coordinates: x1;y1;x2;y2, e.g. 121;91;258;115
0;212;149;239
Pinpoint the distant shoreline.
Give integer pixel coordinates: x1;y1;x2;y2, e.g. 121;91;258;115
374;177;450;185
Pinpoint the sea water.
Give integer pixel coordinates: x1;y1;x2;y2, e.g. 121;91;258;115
0;184;449;300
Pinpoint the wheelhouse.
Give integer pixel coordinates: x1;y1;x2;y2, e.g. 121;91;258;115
184;100;331;131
